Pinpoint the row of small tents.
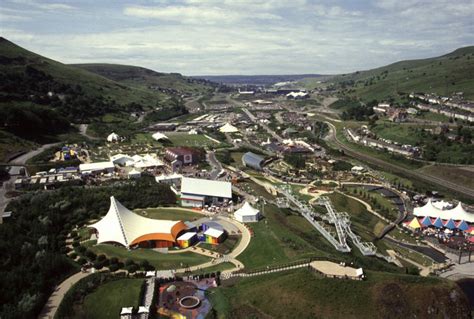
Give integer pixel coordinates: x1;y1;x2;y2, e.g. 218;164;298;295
404;216;473;233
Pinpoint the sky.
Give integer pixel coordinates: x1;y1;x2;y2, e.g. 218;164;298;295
1;0;473;75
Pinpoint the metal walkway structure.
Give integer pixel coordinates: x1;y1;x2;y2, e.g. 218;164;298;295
277;185;376;256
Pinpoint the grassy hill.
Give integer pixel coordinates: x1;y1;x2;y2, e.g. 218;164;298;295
0;37;168;109
303;46;474;102
0;37;211;161
72;63;213;95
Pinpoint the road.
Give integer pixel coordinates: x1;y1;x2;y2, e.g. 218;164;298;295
78;124;99;140
8;142;60;166
206;150;223;180
324;121;474;200
38;271;91;319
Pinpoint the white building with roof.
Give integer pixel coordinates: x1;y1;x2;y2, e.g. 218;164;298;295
180;177;232;208
79;161;115;174
234;202;260;222
413;199;474;223
88;196;187;248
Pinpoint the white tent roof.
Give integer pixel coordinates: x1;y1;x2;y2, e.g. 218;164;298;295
204;227;224;238
413;199;474;222
152;132;169;141
235;202;260;217
155;173;183;182
121;307;133;315
181;177;232;199
88;196;186;247
110;154;134;165
219;123;239;133
107;132;120;142
177;232;197;241
128;168;141;176
79;161;114;173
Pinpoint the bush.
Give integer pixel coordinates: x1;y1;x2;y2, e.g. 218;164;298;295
77;257;87;265
109;264;120;272
127;264;139;273
85;250;97;261
69;252;78;259
109;257;119;265
76;245;86;254
97;254;107;262
124;259;135;267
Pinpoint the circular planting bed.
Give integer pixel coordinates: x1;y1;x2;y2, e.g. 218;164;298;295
179;296;201;309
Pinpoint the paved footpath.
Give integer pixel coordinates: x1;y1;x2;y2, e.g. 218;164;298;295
38;271;91;319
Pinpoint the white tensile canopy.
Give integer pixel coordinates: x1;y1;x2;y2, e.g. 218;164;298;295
152;132;169;141
234;202;260;217
234;202;260;222
219;123;239;133
88;196;186;247
413;199;474;223
107;132;120;142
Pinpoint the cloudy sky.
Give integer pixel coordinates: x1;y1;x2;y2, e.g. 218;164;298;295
1;0;473;75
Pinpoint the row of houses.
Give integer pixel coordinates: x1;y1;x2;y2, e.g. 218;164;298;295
410;93;474;113
415;103;474;122
346;128;420;158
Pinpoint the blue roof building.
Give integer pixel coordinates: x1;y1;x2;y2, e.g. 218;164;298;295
242;152;265;171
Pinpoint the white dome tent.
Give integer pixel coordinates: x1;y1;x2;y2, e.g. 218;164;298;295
234;201;260;223
219;123;239;133
106;132;120;143
413;199;474;223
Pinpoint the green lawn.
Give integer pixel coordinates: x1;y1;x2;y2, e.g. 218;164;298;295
417;165;474;190
86;243;210;269
208;268;458;319
167;133;219;147
134;207;202;221
345;186;400;221
371;123;420;145
79;279;143;319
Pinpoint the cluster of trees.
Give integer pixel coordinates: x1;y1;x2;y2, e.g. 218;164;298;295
284;154;306;169
0;104;70;139
341;103;375;121
0;177;176;318
145;97;188;122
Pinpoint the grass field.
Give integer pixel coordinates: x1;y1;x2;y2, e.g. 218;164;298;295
371;123;420;145
86;243;210;269
345;186;400;221
208;268;463;319
134;207;202;221
167;133;219;147
78;279;143;319
417;165;474;190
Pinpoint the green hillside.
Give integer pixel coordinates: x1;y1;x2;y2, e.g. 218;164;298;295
71;63;213;95
0;37;168;112
304;46;474;101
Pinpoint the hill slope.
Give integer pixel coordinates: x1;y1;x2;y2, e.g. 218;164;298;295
304;46;474;101
0;37;169;115
72;63;213;95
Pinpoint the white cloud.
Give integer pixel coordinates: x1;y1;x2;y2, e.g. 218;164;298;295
9;0;76;11
123;4;281;24
1;1;473;75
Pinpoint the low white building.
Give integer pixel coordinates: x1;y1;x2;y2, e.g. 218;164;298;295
234;202;260;223
128;168;141;179
79;161;115;174
180;177;232;208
